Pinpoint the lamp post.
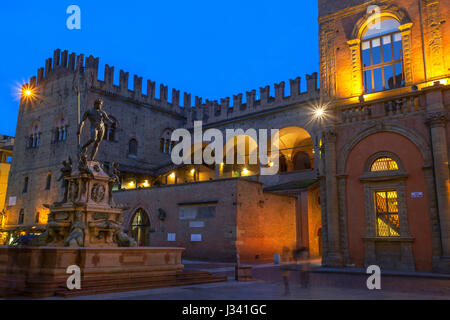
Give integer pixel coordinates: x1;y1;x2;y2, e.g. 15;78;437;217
74;86;81;147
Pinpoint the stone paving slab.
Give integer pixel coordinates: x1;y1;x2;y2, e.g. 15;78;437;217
32;279;449;300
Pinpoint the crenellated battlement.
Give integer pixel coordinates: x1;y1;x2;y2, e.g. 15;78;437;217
27;49;319;122
184;74;320;126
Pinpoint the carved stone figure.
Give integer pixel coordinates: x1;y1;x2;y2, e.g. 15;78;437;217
91;183;106;203
64;212;85;247
77;151;90;175
56;158;72;203
77;98;118;161
114;226;138;247
108;162;121;205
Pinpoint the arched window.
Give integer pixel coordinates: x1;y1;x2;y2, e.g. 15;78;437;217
18;209;25;225
54;115;68;143
128;139;138;157
28;122;41;149
363;152;404;238
35;211;40;224
45;173;52;190
279;155;288;173
23;177;29;193
293;151;312;171
374;191;400;237
370;157;399;172
130;209;150;247
104;116;117;142
160;129;174;155
361;18;404;93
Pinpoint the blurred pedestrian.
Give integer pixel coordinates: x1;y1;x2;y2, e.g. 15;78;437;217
280;247;292;296
295;247;311;288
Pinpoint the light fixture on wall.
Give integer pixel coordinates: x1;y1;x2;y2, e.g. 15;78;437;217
314;107;325;119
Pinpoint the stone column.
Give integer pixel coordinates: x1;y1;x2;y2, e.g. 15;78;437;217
427;111;450;258
215;164;221;180
286;159;295;172
399;23;414;86
322;128;343;266
347;39;364;97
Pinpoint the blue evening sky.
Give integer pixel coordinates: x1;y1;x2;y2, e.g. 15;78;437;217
0;0;319;137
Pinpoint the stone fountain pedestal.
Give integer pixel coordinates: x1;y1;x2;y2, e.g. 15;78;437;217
0;161;226;298
39;160;134;248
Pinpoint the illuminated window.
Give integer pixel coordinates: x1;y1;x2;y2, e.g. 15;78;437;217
361;18;404;93
374;191;400;237
371;157;399;172
130;209;150;247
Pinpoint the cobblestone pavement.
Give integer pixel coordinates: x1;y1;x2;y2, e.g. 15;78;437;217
35;260;449;300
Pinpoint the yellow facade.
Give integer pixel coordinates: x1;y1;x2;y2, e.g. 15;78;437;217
0;162;11;215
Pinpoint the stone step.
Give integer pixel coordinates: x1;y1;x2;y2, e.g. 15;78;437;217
63;272;218;289
55;273;227;297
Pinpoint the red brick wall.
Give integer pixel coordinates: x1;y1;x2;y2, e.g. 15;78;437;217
345;131;433;271
235;182;297;262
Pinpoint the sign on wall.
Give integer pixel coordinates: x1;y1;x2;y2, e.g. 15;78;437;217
8;196;16;206
411;192;424;199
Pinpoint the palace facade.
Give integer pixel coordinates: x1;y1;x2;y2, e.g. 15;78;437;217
1;0;449;272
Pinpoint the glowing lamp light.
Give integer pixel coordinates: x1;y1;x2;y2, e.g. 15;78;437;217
143;180;150;188
268;161;274;168
128;181;135;189
314;107;325;119
242;168;249;175
191;169;196;175
435;79;448;86
169;172;176;179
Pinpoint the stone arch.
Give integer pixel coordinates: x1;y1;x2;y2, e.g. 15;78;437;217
363;150;406;173
28;120;41;148
337;123;432;175
351;3;412;40
104;115;117;142
160;128;174;139
53;113;68;143
123;205;154;232
278;126;315;172
160;128;175;154
128;138;138;156
128;207;152;247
